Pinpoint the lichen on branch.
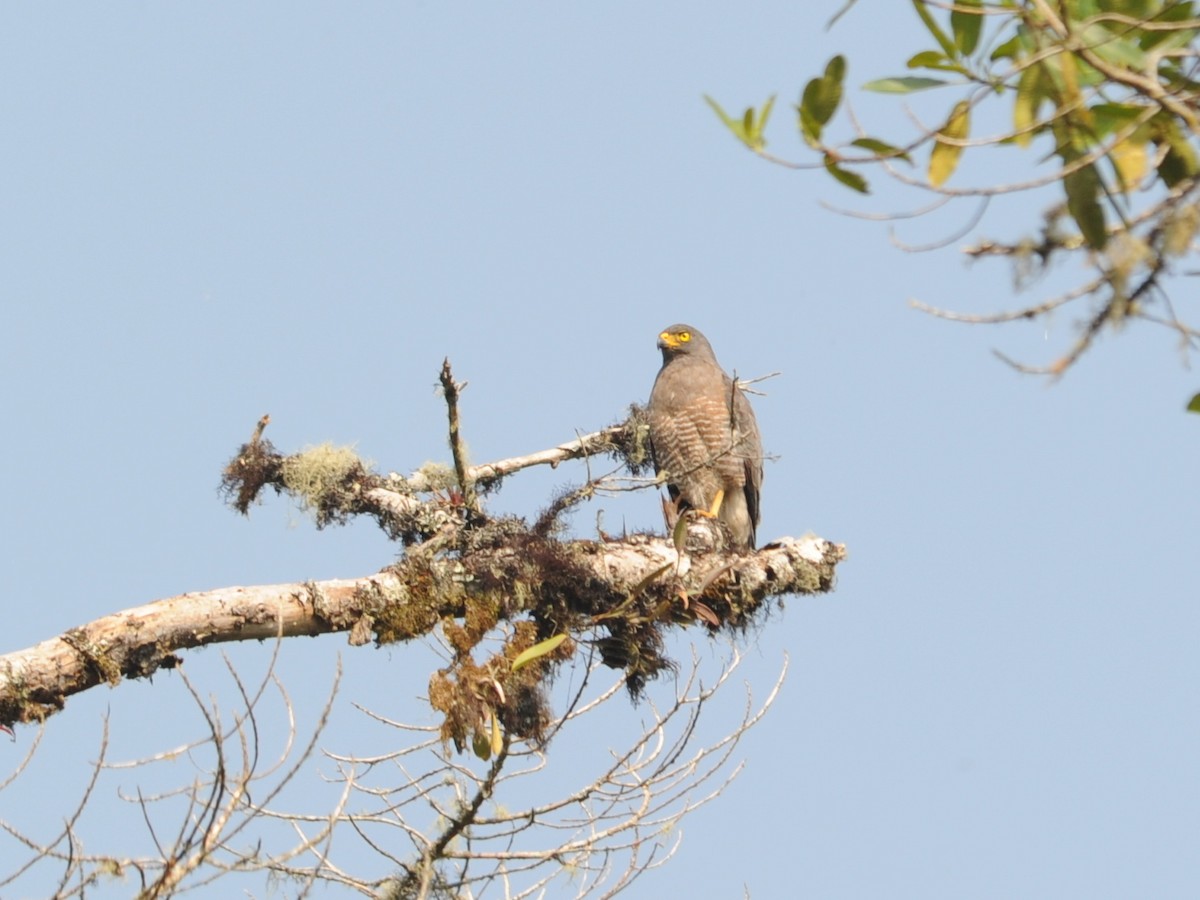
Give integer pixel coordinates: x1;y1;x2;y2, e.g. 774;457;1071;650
4;362;843;753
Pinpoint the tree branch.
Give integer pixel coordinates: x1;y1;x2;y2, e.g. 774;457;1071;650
0;535;843;729
439;358;480;514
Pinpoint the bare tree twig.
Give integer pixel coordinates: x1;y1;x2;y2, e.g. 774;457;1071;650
439;358;480;514
395;422;639;494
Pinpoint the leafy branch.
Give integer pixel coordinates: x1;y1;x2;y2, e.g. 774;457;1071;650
706;0;1200;388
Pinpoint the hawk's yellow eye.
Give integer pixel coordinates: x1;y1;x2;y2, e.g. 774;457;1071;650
679;332;691;342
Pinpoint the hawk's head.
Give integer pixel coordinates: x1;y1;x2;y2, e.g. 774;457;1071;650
657;324;715;363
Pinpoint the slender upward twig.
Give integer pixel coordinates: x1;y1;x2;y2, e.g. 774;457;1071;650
439;358;479;513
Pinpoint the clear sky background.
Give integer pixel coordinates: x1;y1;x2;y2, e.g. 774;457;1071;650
2;4;1197;898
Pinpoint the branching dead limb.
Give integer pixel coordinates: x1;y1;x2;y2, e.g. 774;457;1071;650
0;360;840;897
0;641;341;898
4;374;842;738
246;649;780;898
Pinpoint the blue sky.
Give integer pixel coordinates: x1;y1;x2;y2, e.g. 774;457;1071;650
2;4;1197;897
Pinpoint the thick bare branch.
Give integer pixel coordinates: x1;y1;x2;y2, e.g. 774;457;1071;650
235;650;780;898
0;535;842;729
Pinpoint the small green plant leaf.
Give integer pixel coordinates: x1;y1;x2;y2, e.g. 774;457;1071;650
704;95;774;151
593;562;673;622
1090;103;1145;138
990;33;1022;61
929;100;970;186
824;155;870;193
1154;117;1200;187
851;137;912;163
490;710;504;757
472;722;492;760
1186;392;1200;414
950;0;983;56
798;105;822;146
511;633;567;671
750;94;776;147
863;76;949;93
911;0;958;58
1108;135;1148;191
1158;142;1196;187
1063;162;1108;249
907;50;950;70
822;54;847;90
1078;23;1147;70
672;511;689;552
1012;63;1045;147
704;95;744;138
798;56;846;145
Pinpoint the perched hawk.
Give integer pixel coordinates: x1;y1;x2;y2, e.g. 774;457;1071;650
647;324;763;550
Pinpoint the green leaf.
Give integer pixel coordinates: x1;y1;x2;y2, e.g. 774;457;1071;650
799;55;846;145
1063;162;1108;249
1186;392;1200;414
1146;24;1198;55
1109;138;1148;192
1149;114;1200;187
1102;0;1154;18
1157;0;1197;23
911;0;957;58
1150;0;1199;53
950;0;983;56
1160;61;1200;97
472;727;492;760
1090;103;1145;138
1158;120;1200;188
851;137;912;163
704;95;745;140
906;50;967;75
1108;132;1149;192
1159;144;1196;187
511;633;567;671
929;100;970;187
990;32;1022;61
823;53;846;88
798;82;827;145
824;155;870;193
749;95;776;147
490;710;504;757
1078;23;1147;70
593;561;673;622
907;50;949;69
704;95;772;151
1091;104;1152;190
671;511;689;552
862;76;949;93
1012;63;1046;148
798;105;821;146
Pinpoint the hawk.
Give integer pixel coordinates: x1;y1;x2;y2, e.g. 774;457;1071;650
647;324;763;550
